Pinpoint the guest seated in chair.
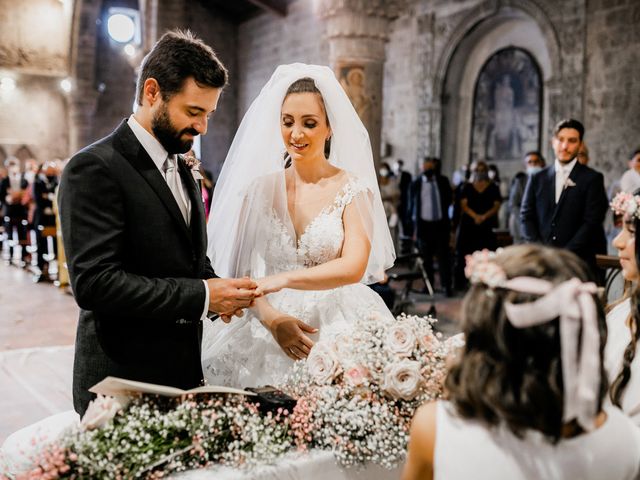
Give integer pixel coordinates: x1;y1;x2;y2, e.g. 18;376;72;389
402;244;640;480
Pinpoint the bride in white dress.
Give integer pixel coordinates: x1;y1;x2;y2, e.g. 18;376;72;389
202;64;396;388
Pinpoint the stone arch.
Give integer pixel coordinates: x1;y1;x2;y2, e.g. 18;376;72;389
435;0;561;181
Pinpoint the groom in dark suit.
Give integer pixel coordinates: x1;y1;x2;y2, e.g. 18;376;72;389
59;30;258;416
520;119;608;279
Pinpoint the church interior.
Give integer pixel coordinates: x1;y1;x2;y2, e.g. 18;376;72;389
1;0;640;476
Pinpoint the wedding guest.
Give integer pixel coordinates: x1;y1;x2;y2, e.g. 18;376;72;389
392;159;413;248
379;161;400;243
0;157;29;266
577;142;590;165
608;190;640;424
409;157;453;296
402;245;640;480
453;160;501;289
508;151;545;244
33;161;59;282
620;148;640;194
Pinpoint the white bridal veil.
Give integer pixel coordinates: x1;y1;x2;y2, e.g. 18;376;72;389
206;63;395;284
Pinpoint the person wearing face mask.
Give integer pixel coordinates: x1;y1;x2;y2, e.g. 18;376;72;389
379;162;400;243
33;161;60;282
409;157;453;296
508;151;545;244
454;160;502;289
0;157;30;266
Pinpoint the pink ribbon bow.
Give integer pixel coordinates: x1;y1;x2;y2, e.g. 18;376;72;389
503;277;600;431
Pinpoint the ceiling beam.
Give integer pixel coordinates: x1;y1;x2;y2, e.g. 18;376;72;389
246;0;287;17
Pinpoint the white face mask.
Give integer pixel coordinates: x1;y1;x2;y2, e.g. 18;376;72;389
379;168;389;177
526;166;542;175
488;170;496;180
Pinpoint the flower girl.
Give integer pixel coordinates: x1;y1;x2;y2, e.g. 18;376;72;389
402;245;640;480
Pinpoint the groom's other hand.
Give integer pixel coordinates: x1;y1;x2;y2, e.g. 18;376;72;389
207;277;258;318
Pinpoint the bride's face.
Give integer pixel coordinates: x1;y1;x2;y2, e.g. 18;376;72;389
281;92;331;162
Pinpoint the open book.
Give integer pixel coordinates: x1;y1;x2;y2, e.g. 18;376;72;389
89;376;256;398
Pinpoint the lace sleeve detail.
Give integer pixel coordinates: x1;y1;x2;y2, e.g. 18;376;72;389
335;175;372;211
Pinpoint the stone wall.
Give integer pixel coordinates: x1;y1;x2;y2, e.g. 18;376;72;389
237;0;329;115
583;0;640;186
0;0;73;161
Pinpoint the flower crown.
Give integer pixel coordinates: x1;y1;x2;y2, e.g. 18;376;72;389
464;249;506;288
610;191;640;220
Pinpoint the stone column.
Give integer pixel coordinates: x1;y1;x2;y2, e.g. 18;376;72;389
315;0;404;167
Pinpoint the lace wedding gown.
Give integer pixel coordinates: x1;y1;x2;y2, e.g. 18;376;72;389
201;174;395;388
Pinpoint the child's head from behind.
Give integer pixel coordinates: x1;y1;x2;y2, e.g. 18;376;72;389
446;244;607;441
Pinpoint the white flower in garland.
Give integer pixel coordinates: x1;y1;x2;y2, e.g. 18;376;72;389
384;321;417;357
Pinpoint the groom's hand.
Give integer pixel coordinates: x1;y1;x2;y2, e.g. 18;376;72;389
207;277;258;319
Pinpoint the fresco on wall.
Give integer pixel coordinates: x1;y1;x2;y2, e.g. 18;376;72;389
338;65;371;124
471;48;542;163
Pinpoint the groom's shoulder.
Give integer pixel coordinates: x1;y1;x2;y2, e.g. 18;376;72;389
69;125;126;170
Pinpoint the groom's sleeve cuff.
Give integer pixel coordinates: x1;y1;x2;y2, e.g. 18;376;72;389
201;280;210;321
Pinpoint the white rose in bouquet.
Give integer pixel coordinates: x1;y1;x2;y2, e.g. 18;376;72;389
307;342;342;385
384;322;417;357
382;359;423;400
81;394;129;431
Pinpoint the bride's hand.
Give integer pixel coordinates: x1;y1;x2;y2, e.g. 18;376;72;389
256;273;290;296
268;315;318;360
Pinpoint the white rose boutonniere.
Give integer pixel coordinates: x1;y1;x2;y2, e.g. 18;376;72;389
183;155;203;180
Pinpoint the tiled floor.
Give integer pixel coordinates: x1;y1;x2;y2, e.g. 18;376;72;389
0;262;78;443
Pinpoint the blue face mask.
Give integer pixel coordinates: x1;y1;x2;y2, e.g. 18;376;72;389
526;166;542;175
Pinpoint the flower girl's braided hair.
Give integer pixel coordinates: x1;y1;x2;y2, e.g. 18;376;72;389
446;245;607;441
609;190;640;407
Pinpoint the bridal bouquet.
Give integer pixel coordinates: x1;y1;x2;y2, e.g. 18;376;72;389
281;312;452;468
7;314;454;478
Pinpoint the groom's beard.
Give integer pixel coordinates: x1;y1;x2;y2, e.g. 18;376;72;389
151;103;198;154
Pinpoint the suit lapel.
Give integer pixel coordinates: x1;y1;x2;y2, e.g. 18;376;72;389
177;157;207;256
113;120;192;243
551;162;581;223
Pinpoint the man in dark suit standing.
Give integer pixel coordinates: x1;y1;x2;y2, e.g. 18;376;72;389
409;157;453;296
392;159;413;251
520;119;608;279
59;30;258;416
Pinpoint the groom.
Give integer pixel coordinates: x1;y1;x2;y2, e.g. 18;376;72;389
59;30;258;416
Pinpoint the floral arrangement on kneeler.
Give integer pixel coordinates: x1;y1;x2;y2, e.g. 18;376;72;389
13;314;454;479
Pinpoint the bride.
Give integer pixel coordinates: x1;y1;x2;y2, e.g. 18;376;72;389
202;64;396;388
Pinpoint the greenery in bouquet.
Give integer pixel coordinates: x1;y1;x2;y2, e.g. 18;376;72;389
8;312;453;478
281;312;451;469
10;395;291;479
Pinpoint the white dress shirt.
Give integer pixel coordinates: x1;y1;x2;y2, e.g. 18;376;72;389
127;115;210;319
420;175;442;221
554;157;577;203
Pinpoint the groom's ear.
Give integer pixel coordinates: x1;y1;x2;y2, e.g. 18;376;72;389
143;78;161;106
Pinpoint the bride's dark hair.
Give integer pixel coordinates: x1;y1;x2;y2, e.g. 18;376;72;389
284;77;331;160
610;189;640;407
445;244;608;442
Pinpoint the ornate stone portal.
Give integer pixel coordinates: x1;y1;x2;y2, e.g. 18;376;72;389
315;0;405;166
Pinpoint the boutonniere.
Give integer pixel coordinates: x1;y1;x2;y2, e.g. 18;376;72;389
564;178;576;188
182;155;203;180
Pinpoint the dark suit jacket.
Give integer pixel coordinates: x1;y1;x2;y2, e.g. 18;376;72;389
59;120;216;415
520;162;608;269
409;174;452;225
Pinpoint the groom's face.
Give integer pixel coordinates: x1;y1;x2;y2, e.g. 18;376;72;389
151;77;221;154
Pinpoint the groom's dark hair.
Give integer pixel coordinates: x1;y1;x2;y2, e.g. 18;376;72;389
135;29;228;105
